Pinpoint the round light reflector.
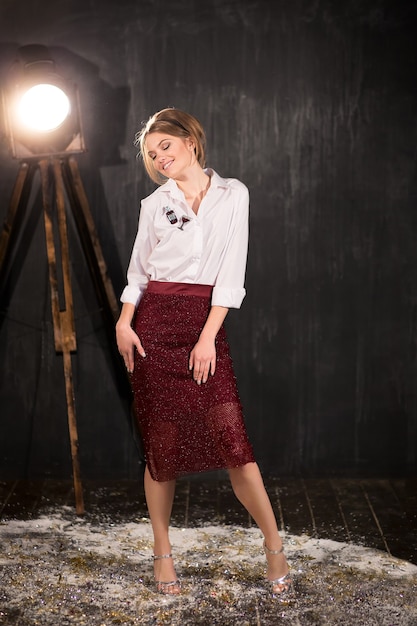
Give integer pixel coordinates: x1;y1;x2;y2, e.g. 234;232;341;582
17;84;71;132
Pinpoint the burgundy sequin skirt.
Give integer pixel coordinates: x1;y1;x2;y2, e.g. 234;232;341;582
130;281;255;482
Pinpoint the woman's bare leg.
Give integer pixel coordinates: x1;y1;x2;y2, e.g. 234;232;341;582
144;466;180;593
228;462;290;588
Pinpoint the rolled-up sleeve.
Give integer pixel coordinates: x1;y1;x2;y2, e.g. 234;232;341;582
211;182;249;309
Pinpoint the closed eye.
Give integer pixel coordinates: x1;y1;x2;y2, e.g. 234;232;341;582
149;141;170;160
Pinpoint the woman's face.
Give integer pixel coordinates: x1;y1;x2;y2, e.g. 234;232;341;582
145;132;194;179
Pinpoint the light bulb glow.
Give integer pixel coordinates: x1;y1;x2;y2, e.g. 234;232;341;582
16;84;70;132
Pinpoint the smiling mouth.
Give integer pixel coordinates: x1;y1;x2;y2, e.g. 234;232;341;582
163;160;173;170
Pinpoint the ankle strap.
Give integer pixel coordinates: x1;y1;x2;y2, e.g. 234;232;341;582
264;540;284;555
153;553;173;561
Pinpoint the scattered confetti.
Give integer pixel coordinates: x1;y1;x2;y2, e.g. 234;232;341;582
0;510;416;625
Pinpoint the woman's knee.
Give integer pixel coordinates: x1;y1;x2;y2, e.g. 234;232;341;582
229;462;260;495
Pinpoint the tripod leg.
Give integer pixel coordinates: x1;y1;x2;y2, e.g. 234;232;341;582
62;350;85;515
53;159;76;351
0;161;35;282
39;158;84;515
63;157;120;323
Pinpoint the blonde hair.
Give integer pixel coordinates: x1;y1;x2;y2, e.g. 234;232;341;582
134;108;207;185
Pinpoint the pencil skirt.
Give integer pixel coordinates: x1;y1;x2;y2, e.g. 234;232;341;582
130;281;255;482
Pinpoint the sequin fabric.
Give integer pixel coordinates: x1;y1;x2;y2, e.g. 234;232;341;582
130;282;255;482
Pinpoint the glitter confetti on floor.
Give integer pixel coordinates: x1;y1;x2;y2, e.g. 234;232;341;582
0;509;416;625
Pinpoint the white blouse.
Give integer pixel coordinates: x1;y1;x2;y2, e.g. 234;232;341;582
120;169;249;309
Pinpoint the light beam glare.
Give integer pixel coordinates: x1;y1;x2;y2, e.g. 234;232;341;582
16;84;70;132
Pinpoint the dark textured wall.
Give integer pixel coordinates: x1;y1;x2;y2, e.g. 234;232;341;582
0;0;416;479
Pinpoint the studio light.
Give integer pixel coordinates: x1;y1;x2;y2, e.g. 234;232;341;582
0;44;130;514
2;44;85;159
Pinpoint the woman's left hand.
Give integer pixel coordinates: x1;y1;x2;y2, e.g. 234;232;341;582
189;336;216;384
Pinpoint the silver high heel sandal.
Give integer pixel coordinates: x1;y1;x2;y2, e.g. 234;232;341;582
263;540;293;598
153;553;181;595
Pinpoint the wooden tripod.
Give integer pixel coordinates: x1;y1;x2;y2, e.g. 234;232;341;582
0;156;125;515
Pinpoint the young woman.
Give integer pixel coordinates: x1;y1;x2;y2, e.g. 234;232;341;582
115;107;292;598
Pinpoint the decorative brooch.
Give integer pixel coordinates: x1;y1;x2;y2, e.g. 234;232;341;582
164;207;178;224
163;207;191;230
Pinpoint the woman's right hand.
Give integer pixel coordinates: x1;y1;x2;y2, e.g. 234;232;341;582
116;303;146;373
